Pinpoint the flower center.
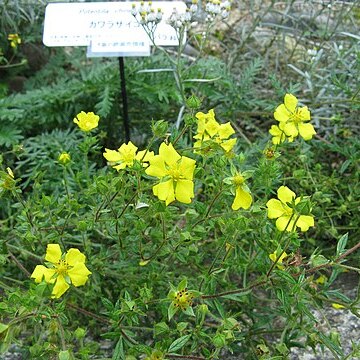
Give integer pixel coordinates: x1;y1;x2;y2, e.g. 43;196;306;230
289;109;303;124
233;174;245;187
168;167;182;182
282;204;293;217
56;259;70;275
122;149;135;164
173;288;193;310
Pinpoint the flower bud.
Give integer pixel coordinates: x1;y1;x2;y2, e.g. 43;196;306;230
186;95;202;109
212;333;226;348
58;152;71;165
151;120;168;137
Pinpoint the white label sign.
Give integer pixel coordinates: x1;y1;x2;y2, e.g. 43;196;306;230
87;34;150;57
43;1;186;47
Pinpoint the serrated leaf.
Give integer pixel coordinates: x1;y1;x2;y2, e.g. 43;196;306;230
101;297;114;311
112;337;125;360
154;322;169;336
168;334;191;353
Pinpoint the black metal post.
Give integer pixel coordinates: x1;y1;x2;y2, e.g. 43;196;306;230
118;57;130;142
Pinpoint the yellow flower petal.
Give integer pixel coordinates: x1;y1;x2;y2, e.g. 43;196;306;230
68;263;91;287
205;118;220;137
266;199;285;219
175;179;194;204
45;244;62;264
284;94;298;113
52;275;70;298
283;122;299;137
298;122;316;140
218;122;235;139
136;150;155;163
113;163;127;171
153;180;175;205
269;125;282;137
31;265;56;283
298;106;311;121
145;155;167;177
332;303;345;309
159;143;181;166
232;187;252;210
119;141;138;154
103;149;123;162
65;248;86;266
269;251;287;264
220;138;237;152
315;275;327;284
277;186;296;204
276;215;295;232
296;215;314;232
274;104;291;122
179;156;196;180
178;157;196;180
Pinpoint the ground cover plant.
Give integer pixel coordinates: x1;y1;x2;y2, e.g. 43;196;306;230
0;0;359;359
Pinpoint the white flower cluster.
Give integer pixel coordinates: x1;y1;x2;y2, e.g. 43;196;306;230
205;0;231;20
131;1;163;25
167;6;194;29
167;0;231;30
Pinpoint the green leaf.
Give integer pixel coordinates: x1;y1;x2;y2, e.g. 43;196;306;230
183;306;195;317
317;332;344;357
154;322;169;336
168;334;191;353
112;337;125;360
273;270;297;284
101;297;114;312
0;323;9;334
168;303;178;321
222;290;252;302
177;278;187;291
336;233;348;256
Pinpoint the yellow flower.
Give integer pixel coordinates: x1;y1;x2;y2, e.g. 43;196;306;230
274;94;316;140
103;141;154;170
167;279;199;320
172;288;194;311
145;142;196;205
266;186;314;232
269;250;288;270
315;274;327;285
194;109;236;153
58;152;71;165
73;111;100;132
31;244;91;298
231;173;252;210
8;33;21;48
